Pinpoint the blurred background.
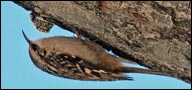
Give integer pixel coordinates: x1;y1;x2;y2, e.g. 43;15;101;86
1;1;191;89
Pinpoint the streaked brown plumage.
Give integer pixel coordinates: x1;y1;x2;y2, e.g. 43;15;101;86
22;30;169;81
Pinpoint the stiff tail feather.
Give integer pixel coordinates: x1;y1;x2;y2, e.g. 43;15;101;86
120;67;170;76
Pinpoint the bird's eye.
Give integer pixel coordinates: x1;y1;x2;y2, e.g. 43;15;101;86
31;44;39;51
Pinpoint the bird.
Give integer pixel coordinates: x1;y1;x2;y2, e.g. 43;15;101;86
22;30;169;81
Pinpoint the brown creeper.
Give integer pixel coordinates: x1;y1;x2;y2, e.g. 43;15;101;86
22;30;169;81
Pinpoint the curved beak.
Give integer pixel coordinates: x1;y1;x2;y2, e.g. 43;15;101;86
22;30;32;44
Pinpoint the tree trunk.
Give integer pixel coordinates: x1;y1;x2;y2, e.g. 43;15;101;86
13;1;191;83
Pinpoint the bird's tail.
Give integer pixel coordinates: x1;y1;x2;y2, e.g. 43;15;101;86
120;67;170;76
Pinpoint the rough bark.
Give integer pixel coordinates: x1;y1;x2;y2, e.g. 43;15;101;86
13;1;191;83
